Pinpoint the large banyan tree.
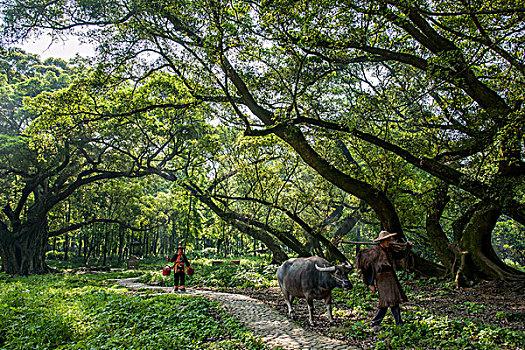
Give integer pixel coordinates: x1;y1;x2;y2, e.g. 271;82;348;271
2;0;524;282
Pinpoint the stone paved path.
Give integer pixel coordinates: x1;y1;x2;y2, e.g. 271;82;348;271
117;278;357;350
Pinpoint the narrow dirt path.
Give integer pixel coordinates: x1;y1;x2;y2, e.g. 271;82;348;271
116;277;357;350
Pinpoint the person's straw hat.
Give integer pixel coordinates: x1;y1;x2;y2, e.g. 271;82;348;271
373;231;398;242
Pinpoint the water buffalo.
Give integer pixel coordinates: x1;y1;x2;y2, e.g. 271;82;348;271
276;256;353;325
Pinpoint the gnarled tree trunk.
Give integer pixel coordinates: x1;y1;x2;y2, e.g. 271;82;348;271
457;203;525;286
0;218;51;275
426;184;456;272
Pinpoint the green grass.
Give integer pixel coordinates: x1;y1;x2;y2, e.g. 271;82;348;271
338;299;524;349
329;274;525;349
152;257;525;349
0;271;270;350
14;256;525;350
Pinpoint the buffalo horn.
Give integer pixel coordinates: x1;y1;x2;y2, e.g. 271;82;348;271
343;260;354;269
315;264;336;272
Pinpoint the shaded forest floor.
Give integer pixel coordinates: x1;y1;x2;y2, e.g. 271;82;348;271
46;257;525;348
204;279;525;349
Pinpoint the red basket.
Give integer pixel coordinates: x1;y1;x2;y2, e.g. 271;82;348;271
186;266;194;276
162;267;171;276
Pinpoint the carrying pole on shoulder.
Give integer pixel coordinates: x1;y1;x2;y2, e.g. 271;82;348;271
342;240;378;255
342;241;378;245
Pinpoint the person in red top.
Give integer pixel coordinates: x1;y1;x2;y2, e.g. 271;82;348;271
169;246;191;292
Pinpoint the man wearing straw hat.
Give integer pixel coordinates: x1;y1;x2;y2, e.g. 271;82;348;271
356;231;412;332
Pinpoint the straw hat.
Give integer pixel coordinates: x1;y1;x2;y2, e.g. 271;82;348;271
373;231;398;242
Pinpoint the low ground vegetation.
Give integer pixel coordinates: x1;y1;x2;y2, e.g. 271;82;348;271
0;268;271;350
136;255;525;349
1;256;523;349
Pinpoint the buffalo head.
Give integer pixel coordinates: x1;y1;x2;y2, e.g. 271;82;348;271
315;261;353;290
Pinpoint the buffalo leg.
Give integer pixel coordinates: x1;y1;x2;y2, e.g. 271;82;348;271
306;297;315;325
324;294;334;323
287;295;296;319
281;287;295;319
